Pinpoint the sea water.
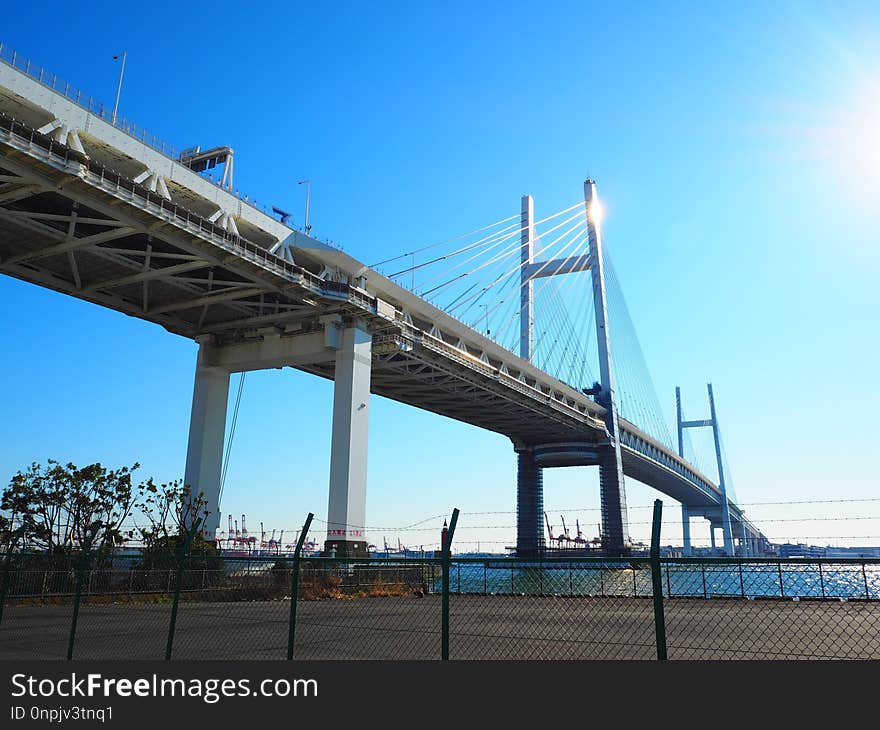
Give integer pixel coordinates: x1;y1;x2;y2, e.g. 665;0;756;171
439;561;880;599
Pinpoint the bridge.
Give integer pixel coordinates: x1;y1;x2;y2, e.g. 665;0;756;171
0;44;768;557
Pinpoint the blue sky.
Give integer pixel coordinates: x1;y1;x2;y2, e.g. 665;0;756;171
1;1;879;550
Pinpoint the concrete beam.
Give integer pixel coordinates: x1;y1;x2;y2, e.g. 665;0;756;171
200;329;341;372
522;254;591;279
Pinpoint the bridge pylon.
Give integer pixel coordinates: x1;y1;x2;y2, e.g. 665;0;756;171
676;383;735;556
583;180;629;555
513;181;630;557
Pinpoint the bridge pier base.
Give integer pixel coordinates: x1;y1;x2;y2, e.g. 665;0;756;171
183;340;230;540
324;326;372;558
681;505;692;557
709;524;717;551
515;447;545;557
598;448;629;556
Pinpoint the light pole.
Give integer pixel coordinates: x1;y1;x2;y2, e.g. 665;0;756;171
480;304;490;335
111;51;126;125
297;179;311;234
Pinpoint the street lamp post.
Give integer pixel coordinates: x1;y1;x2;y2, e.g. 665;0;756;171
111;51;127;125
297;179;311;234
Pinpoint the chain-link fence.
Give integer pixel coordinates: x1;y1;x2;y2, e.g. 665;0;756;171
293;559;440;659
661;558;880;659
1;518;878;660
447;559;657;659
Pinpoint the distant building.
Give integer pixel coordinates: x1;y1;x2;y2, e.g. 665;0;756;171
777;543;826;558
774;543;880;559
823;546;880;559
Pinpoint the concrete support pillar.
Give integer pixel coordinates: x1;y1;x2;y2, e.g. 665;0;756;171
681;504;692;557
324;326;372;558
709;523;717;551
515;447;544;557
183;340;230;540
598;451;628;556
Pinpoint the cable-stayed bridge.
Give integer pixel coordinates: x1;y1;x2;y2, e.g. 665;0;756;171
0;45;767;557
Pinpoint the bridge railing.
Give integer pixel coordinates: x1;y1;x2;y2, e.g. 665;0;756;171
0;112;297;276
0;548;877;660
0;42;300;224
0;42;180;160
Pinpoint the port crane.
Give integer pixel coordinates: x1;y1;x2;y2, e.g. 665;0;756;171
544;512;557;548
573;519;587;546
559;515;572;546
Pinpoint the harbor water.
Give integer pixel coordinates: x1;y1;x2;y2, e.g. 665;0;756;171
439;562;880;599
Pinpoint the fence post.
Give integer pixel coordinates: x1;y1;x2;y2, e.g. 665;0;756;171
164;518;202;661
67;524;100;660
818;561;826;599
863;563;870;600
441;508;460;661
649;500;668;661
0;528;25;629
286;512;313;660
